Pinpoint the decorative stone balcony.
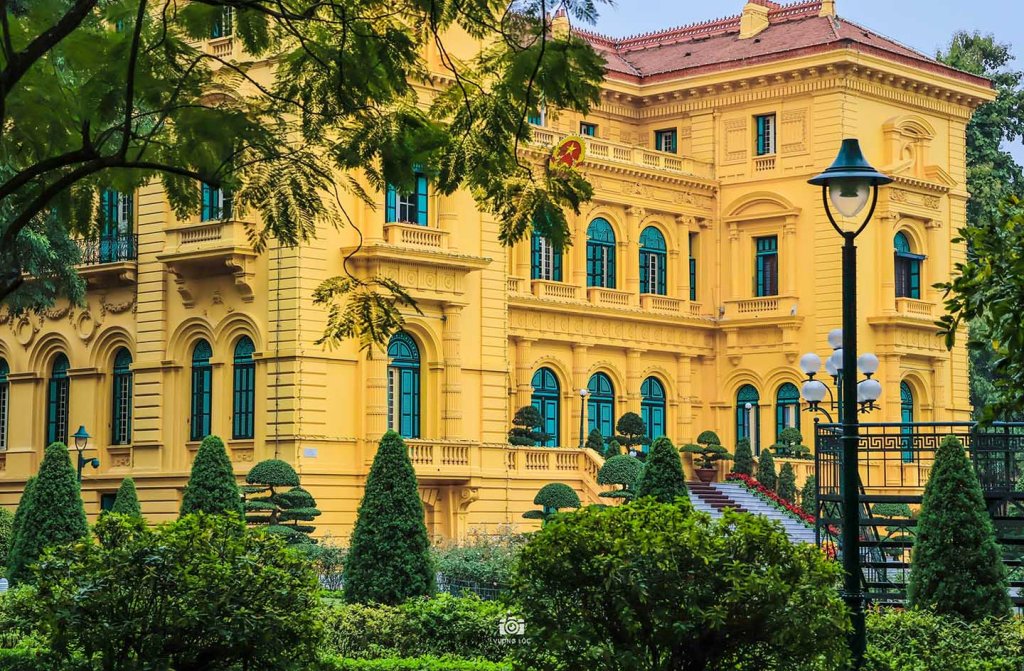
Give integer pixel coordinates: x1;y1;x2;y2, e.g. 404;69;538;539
530;280;578;301
722;295;800;321
753;155;777;173
383;222;448;250
157;220;257;307
530;129;715;180
640;294;683;314
895;298;934;320
75;234;138;287
587;287;633;308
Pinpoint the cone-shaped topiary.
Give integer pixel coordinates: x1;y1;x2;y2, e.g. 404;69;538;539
5;476;35;570
0;506;12;569
777;463;797;502
243;459;321;543
585;428;605;454
597;454;644;501
635;437;689;504
8;444;87;584
604;439;622;459
908;435;1011;620
732;438;754;476
800;475;817;516
614;412;649;455
523;483;581;523
508;406;549;447
756;450;777;491
344;431;434;604
180;435;243;518
110;477;141;516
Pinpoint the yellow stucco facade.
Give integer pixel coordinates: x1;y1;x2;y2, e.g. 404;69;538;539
0;1;995;540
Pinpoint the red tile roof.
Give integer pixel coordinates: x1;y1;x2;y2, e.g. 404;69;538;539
574;1;990;88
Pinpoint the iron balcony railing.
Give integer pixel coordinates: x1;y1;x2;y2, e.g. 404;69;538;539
76;234;138;265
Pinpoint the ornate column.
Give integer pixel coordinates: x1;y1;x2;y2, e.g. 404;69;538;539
882;353;902;423
880;214;899;315
572;344;590;447
572;212;587;288
676;354;694;441
441;303;464;440
514;337;535;411
365;349;389;440
676;215;693;301
626;348;643;413
625;207;645;295
925;218;945;303
514;239;531;281
728;222;740;298
782;216;798;296
931;357;947;421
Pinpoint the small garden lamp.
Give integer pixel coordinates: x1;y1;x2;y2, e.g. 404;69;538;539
72;425;100;482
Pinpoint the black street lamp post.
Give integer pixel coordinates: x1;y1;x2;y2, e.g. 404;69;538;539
577;388;590;450
807;139;892;669
72;425;100;482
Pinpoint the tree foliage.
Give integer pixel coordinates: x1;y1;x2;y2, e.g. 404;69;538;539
585;428;605;453
773;427;809;459
180;435;243;518
596;454;644;502
243;459;321;543
614;413;649;454
635;437;688;504
7;444;86;584
508;406;548;447
777;462;797;503
681;442;732;470
1;0;606;351
5;476;36;573
523;483;581;523
604;439;622;459
800;475;817;516
344;431;433;605
908;435;1011;620
936;32;1024;419
509;500;850;671
21;513;321;670
0;506;13;571
732;438;754;476
756;450;777;492
110;477;141;516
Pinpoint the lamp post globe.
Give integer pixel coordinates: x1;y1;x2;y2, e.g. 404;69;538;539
71;425;98;482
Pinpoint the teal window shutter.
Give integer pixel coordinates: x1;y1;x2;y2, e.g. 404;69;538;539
774;383;801;440
46;354;70;445
639;227;667;296
387;333;421;439
0;358;8;452
587;373;615;438
201;183;215;221
385;184;397;223
900;382;915;463
111;348;133;445
415;173;428;226
894;233;924;299
755;236;779;297
640;377;666;446
190;340;213;441
531;368;561;447
736;384;761;454
232;337;256;439
586;218;616;288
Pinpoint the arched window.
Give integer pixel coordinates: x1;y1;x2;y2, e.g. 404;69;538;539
232;337;256;440
736;384;760;454
111;348;133;446
0;358;8;452
531;233;562;281
775;383;801;440
894;233;923;299
586;218;616;288
900;381;915;463
190;340;213;441
46;353;70;445
387;332;421;439
641;377;666;444
639;227;667;295
587;373;615;438
531;368;560;448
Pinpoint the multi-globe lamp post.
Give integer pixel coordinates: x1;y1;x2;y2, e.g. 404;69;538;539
800;329;883;424
806;139;892;669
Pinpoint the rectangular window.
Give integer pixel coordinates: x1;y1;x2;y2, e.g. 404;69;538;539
100;493;118;512
385;172;428;226
232;363;255;440
580;122;597;137
532;236;562;282
0;380;7;452
896;256;923;299
528;106;546;126
190;366;212;441
755;114;776;156
111;372;132;445
688;233;697;302
210;7;233;38
755;236;779;297
201;183;232;221
47;378;69;446
654;129;677;154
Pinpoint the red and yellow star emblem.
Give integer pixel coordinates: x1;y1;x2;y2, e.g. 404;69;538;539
550;136;586;169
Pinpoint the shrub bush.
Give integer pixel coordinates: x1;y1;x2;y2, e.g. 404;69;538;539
317;656;511;671
756;450;777;491
597;455;644;502
244;459;322;543
507;406;547;447
0;507;13;572
864;608;1024;671
432;528;525;589
777;462;797;503
800;475;817;516
321;594;513;662
180;435;243;517
731;438;754;476
110;477;141;516
584;429;605;453
614;412;649;455
306;539;346;591
635;437;688;504
522;483;580;523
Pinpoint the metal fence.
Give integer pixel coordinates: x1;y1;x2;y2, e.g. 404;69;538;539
76;234;138;265
815;421;1024;605
435;574;506;601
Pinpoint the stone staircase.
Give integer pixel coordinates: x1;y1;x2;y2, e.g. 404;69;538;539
687;481;817;545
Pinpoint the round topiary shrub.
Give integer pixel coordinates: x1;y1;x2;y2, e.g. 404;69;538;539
597;455;645;502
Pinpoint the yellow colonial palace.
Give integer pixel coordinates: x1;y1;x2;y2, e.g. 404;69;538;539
0;0;995;539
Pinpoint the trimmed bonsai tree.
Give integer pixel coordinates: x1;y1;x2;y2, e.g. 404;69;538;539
244;459;322;544
614;412;649;456
731;438;754;476
777;462;797;502
8;444;87;584
800;475;817;516
682;430;732;474
635;437;688;504
597;454;645;502
604;439;622;459
908;435;1011;620
523;483;582;524
344;431;434;604
585;428;605;454
508;406;549;447
756;449;777;492
180;435;243;518
110;477;141;516
773;427;810;459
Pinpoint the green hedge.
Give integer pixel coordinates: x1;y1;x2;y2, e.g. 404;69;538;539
318;656;511;671
322;594;512;662
865;608;1024;671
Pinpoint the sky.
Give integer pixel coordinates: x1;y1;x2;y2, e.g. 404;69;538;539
590;0;1024;161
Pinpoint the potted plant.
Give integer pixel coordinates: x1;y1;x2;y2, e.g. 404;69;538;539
682;430;732;483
